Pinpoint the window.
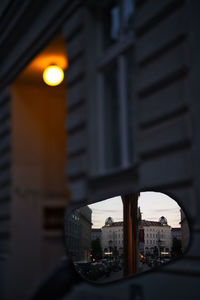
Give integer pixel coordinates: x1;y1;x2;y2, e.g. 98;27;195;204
94;0;135;173
103;0;134;49
43;207;65;231
103;3;120;48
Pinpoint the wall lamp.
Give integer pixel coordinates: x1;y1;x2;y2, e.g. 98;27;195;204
43;65;64;86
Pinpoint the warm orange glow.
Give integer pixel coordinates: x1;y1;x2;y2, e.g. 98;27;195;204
33;54;68;72
15;35;68;84
43;65;64;86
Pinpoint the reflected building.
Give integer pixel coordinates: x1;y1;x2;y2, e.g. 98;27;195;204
141;217;172;256
180;209;190;252
65;209;80;261
101;217;123;256
79;206;92;261
65;206;92;261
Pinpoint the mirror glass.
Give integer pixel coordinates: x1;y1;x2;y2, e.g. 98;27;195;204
65;192;190;283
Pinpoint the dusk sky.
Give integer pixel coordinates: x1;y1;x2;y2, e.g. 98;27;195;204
89;192;181;229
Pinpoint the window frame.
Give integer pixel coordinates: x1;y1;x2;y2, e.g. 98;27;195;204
98;0;134;172
85;0;138;177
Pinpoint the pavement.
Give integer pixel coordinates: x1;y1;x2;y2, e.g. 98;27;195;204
96;263;152;284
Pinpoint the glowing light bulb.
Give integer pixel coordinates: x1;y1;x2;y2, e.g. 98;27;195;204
43;65;64;86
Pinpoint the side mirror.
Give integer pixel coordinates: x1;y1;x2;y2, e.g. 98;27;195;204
65;192;190;283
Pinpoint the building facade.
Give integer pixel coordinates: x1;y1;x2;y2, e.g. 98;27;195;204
180;209;190;252
65;209;80;261
0;0;200;299
101;218;123;256
79;206;92;261
65;206;92;262
141;218;172;255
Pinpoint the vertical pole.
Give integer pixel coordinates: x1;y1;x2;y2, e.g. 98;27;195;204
122;194;138;276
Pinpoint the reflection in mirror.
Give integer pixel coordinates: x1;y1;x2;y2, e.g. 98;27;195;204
65;192;190;283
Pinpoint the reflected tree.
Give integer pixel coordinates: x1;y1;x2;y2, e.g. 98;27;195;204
171;238;182;257
91;238;102;260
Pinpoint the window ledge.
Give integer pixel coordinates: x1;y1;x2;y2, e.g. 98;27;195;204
89;162;139;181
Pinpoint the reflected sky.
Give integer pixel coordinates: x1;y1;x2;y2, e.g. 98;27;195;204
89;192;181;228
